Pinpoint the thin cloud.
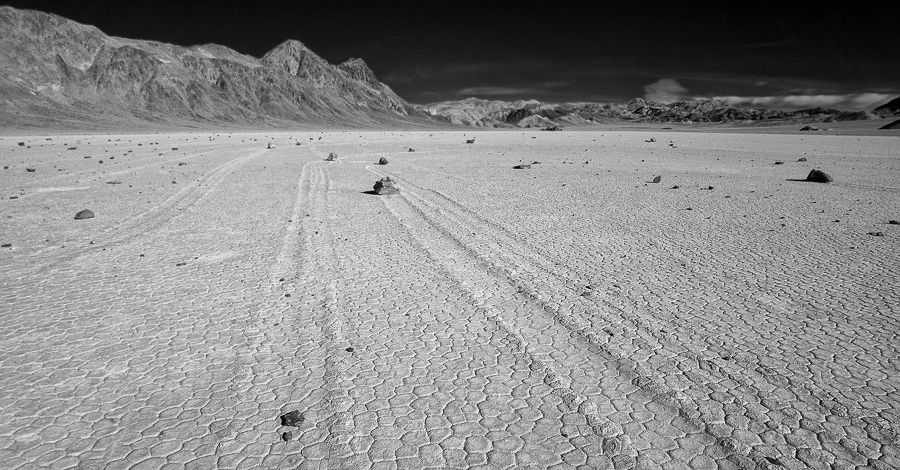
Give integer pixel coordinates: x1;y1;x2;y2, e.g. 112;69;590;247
455;86;540;96
711;93;893;111
644;78;688;103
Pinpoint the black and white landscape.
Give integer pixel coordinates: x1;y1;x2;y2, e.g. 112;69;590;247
1;4;898;470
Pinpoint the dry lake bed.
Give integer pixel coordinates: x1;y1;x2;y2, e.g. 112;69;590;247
0;130;898;469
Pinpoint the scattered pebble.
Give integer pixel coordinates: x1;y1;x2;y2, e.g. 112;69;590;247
74;209;95;220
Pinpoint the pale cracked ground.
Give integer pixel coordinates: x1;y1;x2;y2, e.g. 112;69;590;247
0;130;898;470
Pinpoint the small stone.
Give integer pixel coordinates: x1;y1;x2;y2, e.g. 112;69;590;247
373;177;399;195
805;169;832;183
650;175;661;183
670;185;680;189
466;138;475;144
171;147;178;150
378;157;389;165
106;181;122;184
325;152;338;161
797;157;807;162
175;262;186;266
408;148;415;152
1;243;11;248
645;138;656;142
531;161;541;164
25;168;35;172
74;209;94;220
868;232;885;237
280;410;304;427
178;162;187;166
282;431;293;442
346;347;354;352
17;142;24;146
513;164;531;169
799;125;819;131
774;161;784;165
888;220;899;225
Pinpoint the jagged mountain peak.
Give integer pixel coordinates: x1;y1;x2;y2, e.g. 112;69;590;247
338;58;378;84
0;6;429;129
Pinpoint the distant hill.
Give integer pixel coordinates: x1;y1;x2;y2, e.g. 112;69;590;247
418;97;878;130
0;6;434;129
873;97;900;117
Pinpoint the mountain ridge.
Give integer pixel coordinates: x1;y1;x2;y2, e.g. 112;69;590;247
0;6;432;130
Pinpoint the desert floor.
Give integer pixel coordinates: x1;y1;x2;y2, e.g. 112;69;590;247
0;130;898;469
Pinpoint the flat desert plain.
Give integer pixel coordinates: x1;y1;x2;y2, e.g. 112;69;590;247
0;130;898;470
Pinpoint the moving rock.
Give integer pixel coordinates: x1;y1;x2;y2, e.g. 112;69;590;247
806;169;833;183
74;209;95;220
373;177;399;195
378;157;388;165
325;152;338;161
280;410;304;427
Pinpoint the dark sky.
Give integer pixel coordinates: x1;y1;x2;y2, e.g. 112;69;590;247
6;1;899;109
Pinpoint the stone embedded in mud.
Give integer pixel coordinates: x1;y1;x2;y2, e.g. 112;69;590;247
373;177;399;195
806;169;832;183
280;410;304;427
325;152;338;161
378;157;389;165
513;164;531;169
651;175;662;183
74;209;94;220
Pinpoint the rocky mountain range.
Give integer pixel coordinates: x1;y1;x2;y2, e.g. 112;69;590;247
0;6;431;130
418;97;891;129
1;6;897;131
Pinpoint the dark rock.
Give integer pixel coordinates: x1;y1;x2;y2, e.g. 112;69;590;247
774;161;784;165
74;209;94;220
466;138;475;144
373;177;399;195
797;157;807;162
67;147;77;150
171;147;178;150
531;161;541;164
805;169;832;183
513;164;531;169
868;232;885;237
645;138;655;142
878;118;900;130
281;431;293;442
178;162;187;166
280;410;304;427
106;181;122;184
346;347;354;352
408;148;415;152
25;168;35;172
378;157;388;165
889;220;899;225
1;243;11;248
325;152;338;161
17;142;24;146
650;175;662;183
670;185;680;189
799;125;819;131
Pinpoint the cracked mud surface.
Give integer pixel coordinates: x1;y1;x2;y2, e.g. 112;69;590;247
1;131;898;469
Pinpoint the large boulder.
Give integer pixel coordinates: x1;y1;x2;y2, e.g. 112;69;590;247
373;177;399;195
806;169;832;183
879;119;900;130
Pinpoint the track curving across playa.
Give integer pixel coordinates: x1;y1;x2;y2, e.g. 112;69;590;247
0;130;898;470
